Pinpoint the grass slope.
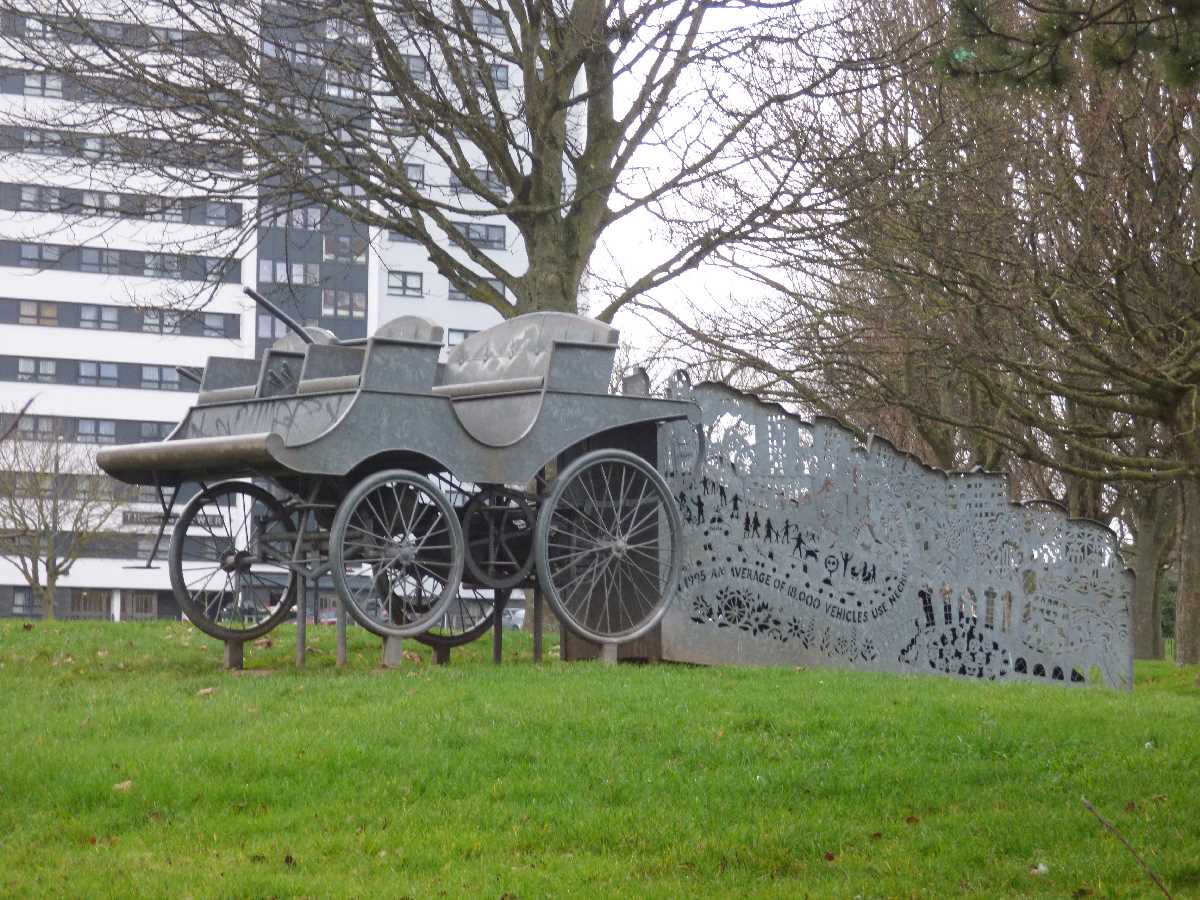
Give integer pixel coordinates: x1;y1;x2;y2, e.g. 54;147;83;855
0;620;1196;898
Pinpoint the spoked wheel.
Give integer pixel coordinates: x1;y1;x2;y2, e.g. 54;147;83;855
168;481;299;641
535;449;683;644
330;469;465;638
462;487;535;590
414;586;511;648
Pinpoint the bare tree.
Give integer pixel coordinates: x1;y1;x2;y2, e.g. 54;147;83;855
663;0;1200;661
0;0;847;320
0;422;129;619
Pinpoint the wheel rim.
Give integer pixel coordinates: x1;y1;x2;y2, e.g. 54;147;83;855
171;482;297;638
332;471;464;637
538;451;681;643
463;488;534;589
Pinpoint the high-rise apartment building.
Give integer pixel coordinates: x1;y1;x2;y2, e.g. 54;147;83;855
0;7;518;619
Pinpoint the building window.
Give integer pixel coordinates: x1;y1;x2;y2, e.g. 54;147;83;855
142;310;181;334
403;55;427;81
145;197;184;223
447;328;477;346
257;312;291;342
81;191;122;217
76;419;116;444
202;313;225;337
320;290;366;319
448;277;504;302
16;415;59;439
12;587;39;617
23;73;63;98
387;271;423;298
204;202;228;226
20;243;60;268
141;365;179;391
18;300;57;326
452;221;506;250
470;7;506;34
79;361;118;387
490;64;509;89
19;185;62;212
405;163;425;186
69;589;109;620
259;259;320;286
80;304;118;330
323;234;366;262
17;358;56;383
122;591;157;620
140;421;174;441
81;248;120;274
144;253;182;279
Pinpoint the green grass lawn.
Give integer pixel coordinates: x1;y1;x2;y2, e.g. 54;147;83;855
0;620;1196;899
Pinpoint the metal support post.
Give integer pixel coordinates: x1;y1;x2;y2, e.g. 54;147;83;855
533;588;544;663
382;635;404;668
492;606;503;665
224;639;245;670
336;596;347;667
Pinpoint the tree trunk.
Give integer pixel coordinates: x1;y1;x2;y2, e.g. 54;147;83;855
1131;487;1173;659
36;583;56;621
1177;476;1200;665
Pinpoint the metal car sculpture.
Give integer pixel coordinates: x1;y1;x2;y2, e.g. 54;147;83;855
98;288;695;649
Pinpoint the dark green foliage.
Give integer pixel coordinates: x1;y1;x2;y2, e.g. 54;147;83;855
941;0;1200;86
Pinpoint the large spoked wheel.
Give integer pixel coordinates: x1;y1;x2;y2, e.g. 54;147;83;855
535;449;683;644
414;586;511;648
330;469;465;638
462;487;535;590
168;481;299;642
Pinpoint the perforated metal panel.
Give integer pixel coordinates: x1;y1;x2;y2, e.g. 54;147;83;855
659;380;1134;689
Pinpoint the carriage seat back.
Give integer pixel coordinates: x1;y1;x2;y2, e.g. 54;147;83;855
430;312;620;448
432;312;619;400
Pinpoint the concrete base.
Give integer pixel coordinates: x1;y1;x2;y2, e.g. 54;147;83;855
599;642;618;665
223;640;244;670
561;624;663;663
382;635;405;668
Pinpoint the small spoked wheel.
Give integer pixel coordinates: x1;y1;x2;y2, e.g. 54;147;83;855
535;449;683;644
330;469;465;638
168;481;298;641
462;487;535;589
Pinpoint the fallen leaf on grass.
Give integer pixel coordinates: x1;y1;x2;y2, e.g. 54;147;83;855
1152;794;1167;803
113;780;133;792
97;649;109;658
1072;888;1094;898
1030;863;1049;876
196;687;216;697
1124;801;1138;813
253;638;273;649
250;854;265;863
905;815;920;825
79;717;90;729
284;853;296;867
22;622;33;631
823;852;836;862
869;832;883;840
401;650;422;663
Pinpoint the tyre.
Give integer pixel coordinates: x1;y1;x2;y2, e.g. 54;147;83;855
168;480;298;641
534;449;683;644
329;469;465;638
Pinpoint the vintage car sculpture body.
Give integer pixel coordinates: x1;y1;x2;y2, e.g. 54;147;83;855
98;289;696;648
